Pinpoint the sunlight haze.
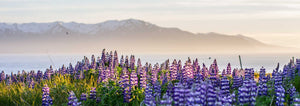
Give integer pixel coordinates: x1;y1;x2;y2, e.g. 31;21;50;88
1;0;300;48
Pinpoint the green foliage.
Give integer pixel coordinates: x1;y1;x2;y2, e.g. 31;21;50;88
256;96;273;106
0;66;148;106
293;75;300;93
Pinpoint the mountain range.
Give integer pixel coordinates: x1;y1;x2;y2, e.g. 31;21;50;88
0;19;296;54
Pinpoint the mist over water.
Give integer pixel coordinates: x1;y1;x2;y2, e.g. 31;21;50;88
0;53;299;74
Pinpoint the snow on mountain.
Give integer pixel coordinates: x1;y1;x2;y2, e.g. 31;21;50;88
60;22;99;34
0;19;158;35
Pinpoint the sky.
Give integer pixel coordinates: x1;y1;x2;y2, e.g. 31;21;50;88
1;0;300;48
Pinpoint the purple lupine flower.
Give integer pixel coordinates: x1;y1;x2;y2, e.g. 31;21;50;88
169;60;178;81
220;76;230;97
130;55;135;70
108;51;113;67
101;68;110;82
178;83;186;106
0;71;5;82
97;64;103;83
36;70;43;82
166;82;173;97
113;50;118;68
120;67;129;88
206;82;217;106
153;81;161;104
258;67;268;96
125;56;129;69
173;82;183;106
130;69;138;87
68;91;81;106
201;63;209;79
161;73;168;86
101;49;106;64
144;83;155;106
274;73;283;88
90;55;97;70
42;84;53;106
185;86;194;106
275;85;285;106
80;93;87;101
139;66;147;88
232;76;240;89
238;84;248;105
89;87;96;100
96;97;101;103
231;93;236;104
250;79;257;106
79;70;84;80
294;98;300;106
227;63;231;75
198;82;207;105
68;63;75;75
109;65;115;80
105;52;109;63
120;55;124;67
194;72;203;83
28;78;35;89
209;73;218;88
220;94;233;105
136;58;142;76
192;58;200;78
151;64;159;85
289;85;297;105
222;69;226;76
120;68;131;103
176;60;182;80
182;59;194;82
160;94;172;106
244;68;252;80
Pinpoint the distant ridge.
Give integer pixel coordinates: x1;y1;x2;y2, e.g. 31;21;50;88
0;19;297;54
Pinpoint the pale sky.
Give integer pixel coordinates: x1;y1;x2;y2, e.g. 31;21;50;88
1;0;300;48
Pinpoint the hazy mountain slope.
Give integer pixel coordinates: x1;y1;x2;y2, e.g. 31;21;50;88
0;19;296;54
